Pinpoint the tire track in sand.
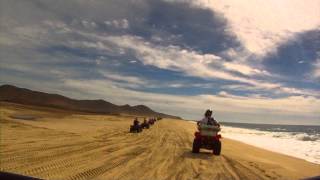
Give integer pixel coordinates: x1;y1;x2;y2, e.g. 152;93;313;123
220;155;240;180
1;114;281;180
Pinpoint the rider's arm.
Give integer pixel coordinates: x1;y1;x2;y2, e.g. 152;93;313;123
213;118;220;127
197;117;206;126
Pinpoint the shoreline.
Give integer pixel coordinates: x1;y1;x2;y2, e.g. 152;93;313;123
221;137;320;179
186;120;320;165
221;125;320;165
223;137;320;165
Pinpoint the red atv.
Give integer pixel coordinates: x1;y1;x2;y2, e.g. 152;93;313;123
141;120;150;129
192;124;222;155
148;119;155;125
130;124;142;133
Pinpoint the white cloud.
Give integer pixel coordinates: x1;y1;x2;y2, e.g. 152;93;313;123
68;40;122;56
313;59;320;79
68;32;318;96
223;62;269;76
104;19;129;29
62;78;320;122
43;20;71;33
222;83;319;97
97;34;317;96
81;20;97;28
168;83;184;88
217;91;244;99
95;59;101;65
192;0;320;56
101;35;254;82
129;60;137;63
101;72;147;86
2;19;316;97
99;71;211;89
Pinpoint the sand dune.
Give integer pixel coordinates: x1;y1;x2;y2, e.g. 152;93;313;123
0;102;319;180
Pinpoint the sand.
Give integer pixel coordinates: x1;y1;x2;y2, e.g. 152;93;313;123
0;102;319;180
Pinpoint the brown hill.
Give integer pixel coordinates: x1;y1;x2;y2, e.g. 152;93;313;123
0;84;181;119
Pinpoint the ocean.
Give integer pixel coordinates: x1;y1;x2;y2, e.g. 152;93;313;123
220;122;320;164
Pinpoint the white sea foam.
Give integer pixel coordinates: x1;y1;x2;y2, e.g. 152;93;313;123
221;126;320;164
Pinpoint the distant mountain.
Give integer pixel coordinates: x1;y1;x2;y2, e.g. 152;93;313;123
0;84;181;119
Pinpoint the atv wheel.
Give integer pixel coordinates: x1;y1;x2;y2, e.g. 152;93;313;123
192;139;200;153
213;141;221;155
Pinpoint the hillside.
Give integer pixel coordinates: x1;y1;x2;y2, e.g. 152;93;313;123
0;84;181;119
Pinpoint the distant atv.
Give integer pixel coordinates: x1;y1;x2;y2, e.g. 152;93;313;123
141;121;150;129
148;119;155;125
130;124;142;133
192;124;222;155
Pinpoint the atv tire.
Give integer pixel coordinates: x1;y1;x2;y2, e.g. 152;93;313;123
192;139;200;153
213;141;221;155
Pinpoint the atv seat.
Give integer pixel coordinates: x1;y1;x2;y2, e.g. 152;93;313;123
198;124;221;136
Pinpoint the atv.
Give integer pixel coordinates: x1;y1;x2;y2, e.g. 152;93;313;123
148;119;155;125
129;124;142;133
192;124;222;155
141;121;150;129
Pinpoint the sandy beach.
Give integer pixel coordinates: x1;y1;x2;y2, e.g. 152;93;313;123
0;102;319;180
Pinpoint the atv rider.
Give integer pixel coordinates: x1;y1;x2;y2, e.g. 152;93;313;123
144;118;149;125
197;109;220;127
133;117;140;126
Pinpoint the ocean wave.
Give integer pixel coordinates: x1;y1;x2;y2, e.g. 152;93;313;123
271;132;320;142
295;134;319;142
272;134;284;138
221;125;320;164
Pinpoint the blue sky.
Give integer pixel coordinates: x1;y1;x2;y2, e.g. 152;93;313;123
0;0;319;125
